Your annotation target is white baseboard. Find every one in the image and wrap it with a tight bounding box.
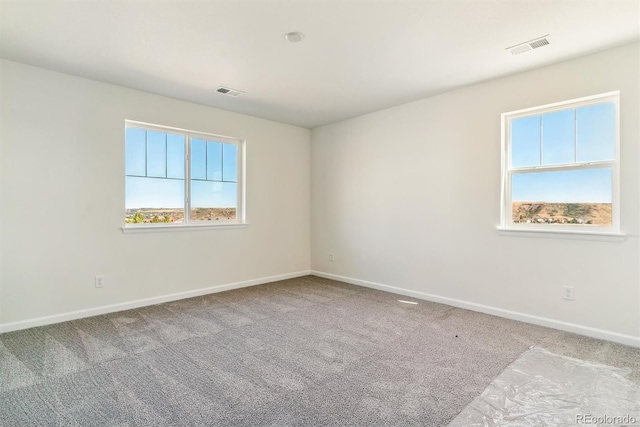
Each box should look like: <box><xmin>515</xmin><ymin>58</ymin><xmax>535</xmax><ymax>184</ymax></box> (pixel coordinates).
<box><xmin>311</xmin><ymin>271</ymin><xmax>640</xmax><ymax>348</ymax></box>
<box><xmin>0</xmin><ymin>270</ymin><xmax>312</xmax><ymax>334</ymax></box>
<box><xmin>4</xmin><ymin>269</ymin><xmax>637</xmax><ymax>348</ymax></box>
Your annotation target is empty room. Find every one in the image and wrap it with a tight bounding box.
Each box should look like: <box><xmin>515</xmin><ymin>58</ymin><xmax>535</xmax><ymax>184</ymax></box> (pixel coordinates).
<box><xmin>0</xmin><ymin>0</ymin><xmax>639</xmax><ymax>425</ymax></box>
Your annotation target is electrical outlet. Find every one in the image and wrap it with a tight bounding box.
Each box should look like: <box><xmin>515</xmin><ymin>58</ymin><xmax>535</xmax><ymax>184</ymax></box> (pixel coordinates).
<box><xmin>563</xmin><ymin>285</ymin><xmax>574</xmax><ymax>301</ymax></box>
<box><xmin>329</xmin><ymin>252</ymin><xmax>335</xmax><ymax>262</ymax></box>
<box><xmin>95</xmin><ymin>275</ymin><xmax>104</xmax><ymax>288</ymax></box>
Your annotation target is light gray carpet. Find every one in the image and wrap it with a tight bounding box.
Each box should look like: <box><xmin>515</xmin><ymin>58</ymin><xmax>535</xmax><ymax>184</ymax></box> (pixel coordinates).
<box><xmin>1</xmin><ymin>275</ymin><xmax>638</xmax><ymax>426</ymax></box>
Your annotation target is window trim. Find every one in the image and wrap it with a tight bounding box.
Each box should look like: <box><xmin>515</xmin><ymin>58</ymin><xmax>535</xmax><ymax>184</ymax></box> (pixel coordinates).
<box><xmin>123</xmin><ymin>120</ymin><xmax>246</xmax><ymax>231</ymax></box>
<box><xmin>499</xmin><ymin>91</ymin><xmax>621</xmax><ymax>235</ymax></box>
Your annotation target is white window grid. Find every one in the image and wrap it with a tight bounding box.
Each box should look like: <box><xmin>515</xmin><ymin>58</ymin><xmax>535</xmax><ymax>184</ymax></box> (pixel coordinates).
<box><xmin>125</xmin><ymin>120</ymin><xmax>245</xmax><ymax>225</ymax></box>
<box><xmin>500</xmin><ymin>91</ymin><xmax>620</xmax><ymax>233</ymax></box>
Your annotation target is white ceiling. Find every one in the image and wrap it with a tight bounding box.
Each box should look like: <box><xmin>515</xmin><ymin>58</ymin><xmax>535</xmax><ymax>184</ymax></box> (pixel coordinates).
<box><xmin>0</xmin><ymin>0</ymin><xmax>638</xmax><ymax>129</ymax></box>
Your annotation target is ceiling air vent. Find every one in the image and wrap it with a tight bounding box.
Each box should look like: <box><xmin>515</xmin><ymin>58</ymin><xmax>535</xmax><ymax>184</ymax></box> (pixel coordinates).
<box><xmin>506</xmin><ymin>35</ymin><xmax>551</xmax><ymax>55</ymax></box>
<box><xmin>216</xmin><ymin>86</ymin><xmax>244</xmax><ymax>97</ymax></box>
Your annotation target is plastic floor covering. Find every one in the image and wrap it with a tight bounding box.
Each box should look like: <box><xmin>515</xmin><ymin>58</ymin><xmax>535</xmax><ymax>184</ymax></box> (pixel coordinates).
<box><xmin>449</xmin><ymin>347</ymin><xmax>640</xmax><ymax>427</ymax></box>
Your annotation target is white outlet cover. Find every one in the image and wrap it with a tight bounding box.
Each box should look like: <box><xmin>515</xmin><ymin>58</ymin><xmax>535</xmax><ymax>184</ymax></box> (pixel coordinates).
<box><xmin>563</xmin><ymin>286</ymin><xmax>574</xmax><ymax>300</ymax></box>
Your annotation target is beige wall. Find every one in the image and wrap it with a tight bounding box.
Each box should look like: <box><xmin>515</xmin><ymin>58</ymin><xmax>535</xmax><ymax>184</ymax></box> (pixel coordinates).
<box><xmin>0</xmin><ymin>59</ymin><xmax>311</xmax><ymax>325</ymax></box>
<box><xmin>311</xmin><ymin>43</ymin><xmax>640</xmax><ymax>344</ymax></box>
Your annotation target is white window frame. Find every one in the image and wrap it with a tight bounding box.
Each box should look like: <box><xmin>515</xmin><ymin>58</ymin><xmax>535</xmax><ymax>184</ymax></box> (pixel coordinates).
<box><xmin>500</xmin><ymin>91</ymin><xmax>621</xmax><ymax>237</ymax></box>
<box><xmin>123</xmin><ymin>120</ymin><xmax>246</xmax><ymax>232</ymax></box>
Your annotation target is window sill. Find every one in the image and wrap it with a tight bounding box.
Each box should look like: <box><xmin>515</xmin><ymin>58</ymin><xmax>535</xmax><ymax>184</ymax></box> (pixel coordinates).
<box><xmin>496</xmin><ymin>227</ymin><xmax>626</xmax><ymax>242</ymax></box>
<box><xmin>122</xmin><ymin>222</ymin><xmax>248</xmax><ymax>233</ymax></box>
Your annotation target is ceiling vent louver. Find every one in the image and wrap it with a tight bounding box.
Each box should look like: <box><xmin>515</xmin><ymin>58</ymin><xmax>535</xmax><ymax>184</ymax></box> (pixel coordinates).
<box><xmin>216</xmin><ymin>86</ymin><xmax>244</xmax><ymax>97</ymax></box>
<box><xmin>506</xmin><ymin>35</ymin><xmax>551</xmax><ymax>55</ymax></box>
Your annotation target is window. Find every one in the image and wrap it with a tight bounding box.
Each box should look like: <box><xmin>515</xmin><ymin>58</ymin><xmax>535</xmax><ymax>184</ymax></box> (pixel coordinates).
<box><xmin>501</xmin><ymin>92</ymin><xmax>619</xmax><ymax>234</ymax></box>
<box><xmin>125</xmin><ymin>121</ymin><xmax>245</xmax><ymax>228</ymax></box>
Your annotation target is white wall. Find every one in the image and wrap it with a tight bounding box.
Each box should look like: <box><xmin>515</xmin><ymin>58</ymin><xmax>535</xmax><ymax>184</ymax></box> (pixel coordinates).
<box><xmin>0</xmin><ymin>59</ymin><xmax>311</xmax><ymax>325</ymax></box>
<box><xmin>2</xmin><ymin>43</ymin><xmax>639</xmax><ymax>345</ymax></box>
<box><xmin>311</xmin><ymin>43</ymin><xmax>640</xmax><ymax>344</ymax></box>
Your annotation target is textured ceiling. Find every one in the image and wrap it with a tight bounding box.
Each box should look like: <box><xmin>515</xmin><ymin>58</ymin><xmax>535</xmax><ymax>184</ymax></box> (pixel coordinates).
<box><xmin>0</xmin><ymin>0</ymin><xmax>638</xmax><ymax>128</ymax></box>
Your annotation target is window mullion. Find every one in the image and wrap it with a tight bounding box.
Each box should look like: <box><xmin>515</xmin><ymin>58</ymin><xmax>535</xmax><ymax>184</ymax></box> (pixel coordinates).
<box><xmin>144</xmin><ymin>130</ymin><xmax>148</xmax><ymax>177</ymax></box>
<box><xmin>539</xmin><ymin>115</ymin><xmax>543</xmax><ymax>166</ymax></box>
<box><xmin>574</xmin><ymin>108</ymin><xmax>578</xmax><ymax>163</ymax></box>
<box><xmin>185</xmin><ymin>135</ymin><xmax>191</xmax><ymax>224</ymax></box>
<box><xmin>510</xmin><ymin>161</ymin><xmax>614</xmax><ymax>175</ymax></box>
<box><xmin>505</xmin><ymin>169</ymin><xmax>513</xmax><ymax>226</ymax></box>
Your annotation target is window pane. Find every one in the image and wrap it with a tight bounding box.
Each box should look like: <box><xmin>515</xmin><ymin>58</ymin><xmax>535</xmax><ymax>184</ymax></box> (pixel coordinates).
<box><xmin>511</xmin><ymin>115</ymin><xmax>540</xmax><ymax>168</ymax></box>
<box><xmin>542</xmin><ymin>109</ymin><xmax>574</xmax><ymax>165</ymax></box>
<box><xmin>191</xmin><ymin>138</ymin><xmax>206</xmax><ymax>180</ymax></box>
<box><xmin>125</xmin><ymin>128</ymin><xmax>146</xmax><ymax>176</ymax></box>
<box><xmin>125</xmin><ymin>176</ymin><xmax>185</xmax><ymax>224</ymax></box>
<box><xmin>206</xmin><ymin>141</ymin><xmax>223</xmax><ymax>181</ymax></box>
<box><xmin>147</xmin><ymin>131</ymin><xmax>166</xmax><ymax>178</ymax></box>
<box><xmin>511</xmin><ymin>168</ymin><xmax>612</xmax><ymax>226</ymax></box>
<box><xmin>167</xmin><ymin>134</ymin><xmax>185</xmax><ymax>179</ymax></box>
<box><xmin>223</xmin><ymin>143</ymin><xmax>238</xmax><ymax>182</ymax></box>
<box><xmin>190</xmin><ymin>180</ymin><xmax>237</xmax><ymax>221</ymax></box>
<box><xmin>577</xmin><ymin>102</ymin><xmax>615</xmax><ymax>162</ymax></box>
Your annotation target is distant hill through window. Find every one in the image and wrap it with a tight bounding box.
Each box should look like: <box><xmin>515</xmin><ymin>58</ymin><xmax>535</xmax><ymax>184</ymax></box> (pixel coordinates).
<box><xmin>125</xmin><ymin>207</ymin><xmax>237</xmax><ymax>224</ymax></box>
<box><xmin>512</xmin><ymin>202</ymin><xmax>611</xmax><ymax>225</ymax></box>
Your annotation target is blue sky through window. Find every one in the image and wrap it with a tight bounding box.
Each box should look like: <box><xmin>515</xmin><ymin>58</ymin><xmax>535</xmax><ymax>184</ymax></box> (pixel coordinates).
<box><xmin>191</xmin><ymin>181</ymin><xmax>237</xmax><ymax>208</ymax></box>
<box><xmin>512</xmin><ymin>169</ymin><xmax>612</xmax><ymax>203</ymax></box>
<box><xmin>577</xmin><ymin>103</ymin><xmax>615</xmax><ymax>162</ymax></box>
<box><xmin>125</xmin><ymin>129</ymin><xmax>238</xmax><ymax>209</ymax></box>
<box><xmin>542</xmin><ymin>109</ymin><xmax>574</xmax><ymax>165</ymax></box>
<box><xmin>125</xmin><ymin>128</ymin><xmax>145</xmax><ymax>176</ymax></box>
<box><xmin>510</xmin><ymin>101</ymin><xmax>615</xmax><ymax>203</ymax></box>
<box><xmin>511</xmin><ymin>115</ymin><xmax>540</xmax><ymax>168</ymax></box>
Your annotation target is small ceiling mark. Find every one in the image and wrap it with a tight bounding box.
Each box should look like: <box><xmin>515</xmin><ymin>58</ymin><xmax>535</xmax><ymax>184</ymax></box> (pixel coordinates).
<box><xmin>284</xmin><ymin>32</ymin><xmax>305</xmax><ymax>43</ymax></box>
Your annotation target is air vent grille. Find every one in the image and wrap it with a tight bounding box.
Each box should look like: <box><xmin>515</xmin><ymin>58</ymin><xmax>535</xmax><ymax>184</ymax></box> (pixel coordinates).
<box><xmin>507</xmin><ymin>35</ymin><xmax>551</xmax><ymax>55</ymax></box>
<box><xmin>529</xmin><ymin>38</ymin><xmax>550</xmax><ymax>49</ymax></box>
<box><xmin>216</xmin><ymin>86</ymin><xmax>244</xmax><ymax>97</ymax></box>
<box><xmin>510</xmin><ymin>44</ymin><xmax>532</xmax><ymax>55</ymax></box>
